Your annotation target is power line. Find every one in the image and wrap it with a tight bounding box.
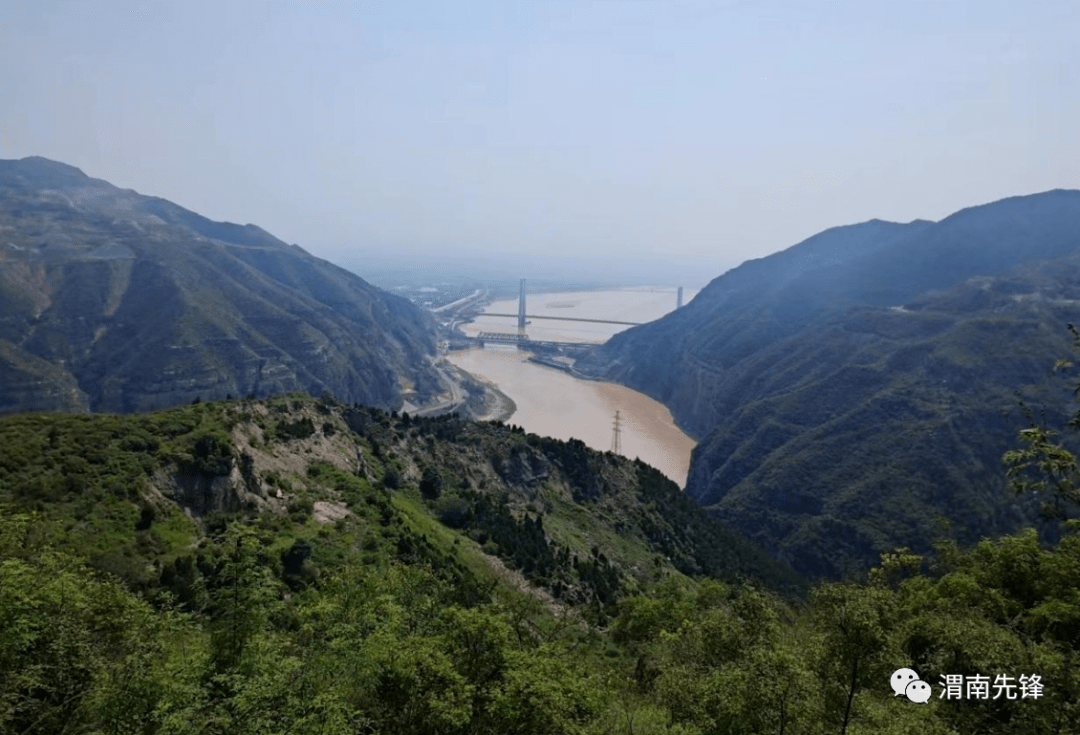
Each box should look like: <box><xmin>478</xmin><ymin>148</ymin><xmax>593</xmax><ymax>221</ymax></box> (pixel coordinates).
<box><xmin>611</xmin><ymin>410</ymin><xmax>622</xmax><ymax>454</ymax></box>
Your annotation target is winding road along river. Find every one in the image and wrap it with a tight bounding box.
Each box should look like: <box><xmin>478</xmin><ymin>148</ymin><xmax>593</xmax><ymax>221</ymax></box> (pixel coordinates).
<box><xmin>446</xmin><ymin>288</ymin><xmax>698</xmax><ymax>487</ymax></box>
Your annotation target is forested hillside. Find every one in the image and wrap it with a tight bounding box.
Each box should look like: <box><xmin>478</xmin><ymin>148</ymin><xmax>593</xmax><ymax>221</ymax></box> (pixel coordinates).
<box><xmin>0</xmin><ymin>156</ymin><xmax>442</xmax><ymax>414</ymax></box>
<box><xmin>576</xmin><ymin>190</ymin><xmax>1080</xmax><ymax>577</ymax></box>
<box><xmin>2</xmin><ymin>392</ymin><xmax>1078</xmax><ymax>733</ymax></box>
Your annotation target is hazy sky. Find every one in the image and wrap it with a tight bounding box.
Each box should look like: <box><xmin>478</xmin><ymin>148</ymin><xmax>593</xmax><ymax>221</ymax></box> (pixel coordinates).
<box><xmin>2</xmin><ymin>0</ymin><xmax>1077</xmax><ymax>284</ymax></box>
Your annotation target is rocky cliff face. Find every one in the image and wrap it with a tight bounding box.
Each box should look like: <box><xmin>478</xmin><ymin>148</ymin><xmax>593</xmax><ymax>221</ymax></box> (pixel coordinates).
<box><xmin>577</xmin><ymin>191</ymin><xmax>1080</xmax><ymax>577</ymax></box>
<box><xmin>0</xmin><ymin>157</ymin><xmax>442</xmax><ymax>414</ymax></box>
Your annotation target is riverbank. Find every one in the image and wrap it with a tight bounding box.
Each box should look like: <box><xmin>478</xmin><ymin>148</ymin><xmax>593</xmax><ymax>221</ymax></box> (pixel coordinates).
<box><xmin>445</xmin><ymin>346</ymin><xmax>695</xmax><ymax>487</ymax></box>
<box><xmin>437</xmin><ymin>287</ymin><xmax>699</xmax><ymax>486</ymax></box>
<box><xmin>440</xmin><ymin>360</ymin><xmax>517</xmax><ymax>423</ymax></box>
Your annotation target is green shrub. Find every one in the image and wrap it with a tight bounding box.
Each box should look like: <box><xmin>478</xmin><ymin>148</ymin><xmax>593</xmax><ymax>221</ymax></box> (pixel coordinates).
<box><xmin>275</xmin><ymin>417</ymin><xmax>315</xmax><ymax>440</ymax></box>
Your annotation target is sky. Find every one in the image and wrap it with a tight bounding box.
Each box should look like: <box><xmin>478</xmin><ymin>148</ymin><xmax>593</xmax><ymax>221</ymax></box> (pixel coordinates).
<box><xmin>1</xmin><ymin>0</ymin><xmax>1077</xmax><ymax>286</ymax></box>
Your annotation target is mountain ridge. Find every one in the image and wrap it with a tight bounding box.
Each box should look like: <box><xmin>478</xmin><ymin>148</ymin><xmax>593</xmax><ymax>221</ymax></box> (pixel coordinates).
<box><xmin>577</xmin><ymin>189</ymin><xmax>1080</xmax><ymax>577</ymax></box>
<box><xmin>0</xmin><ymin>156</ymin><xmax>444</xmax><ymax>414</ymax></box>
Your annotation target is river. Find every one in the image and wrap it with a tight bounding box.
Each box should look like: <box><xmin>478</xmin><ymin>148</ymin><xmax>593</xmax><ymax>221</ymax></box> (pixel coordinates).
<box><xmin>445</xmin><ymin>288</ymin><xmax>698</xmax><ymax>487</ymax></box>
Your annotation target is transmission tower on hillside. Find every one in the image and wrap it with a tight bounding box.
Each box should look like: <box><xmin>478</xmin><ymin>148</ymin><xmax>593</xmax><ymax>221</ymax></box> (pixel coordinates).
<box><xmin>611</xmin><ymin>410</ymin><xmax>622</xmax><ymax>454</ymax></box>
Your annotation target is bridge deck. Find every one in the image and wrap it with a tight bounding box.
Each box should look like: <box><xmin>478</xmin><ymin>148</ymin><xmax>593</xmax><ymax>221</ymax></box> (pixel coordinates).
<box><xmin>475</xmin><ymin>332</ymin><xmax>601</xmax><ymax>348</ymax></box>
<box><xmin>481</xmin><ymin>313</ymin><xmax>642</xmax><ymax>326</ymax></box>
<box><xmin>527</xmin><ymin>340</ymin><xmax>602</xmax><ymax>348</ymax></box>
<box><xmin>477</xmin><ymin>331</ymin><xmax>530</xmax><ymax>342</ymax></box>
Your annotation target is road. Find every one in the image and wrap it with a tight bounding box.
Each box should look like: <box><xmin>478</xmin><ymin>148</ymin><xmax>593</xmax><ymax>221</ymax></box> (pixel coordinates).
<box><xmin>431</xmin><ymin>289</ymin><xmax>484</xmax><ymax>314</ymax></box>
<box><xmin>403</xmin><ymin>361</ymin><xmax>467</xmax><ymax>418</ymax></box>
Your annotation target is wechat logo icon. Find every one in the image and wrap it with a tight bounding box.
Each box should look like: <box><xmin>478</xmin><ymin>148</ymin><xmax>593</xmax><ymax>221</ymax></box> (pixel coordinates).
<box><xmin>891</xmin><ymin>668</ymin><xmax>931</xmax><ymax>704</ymax></box>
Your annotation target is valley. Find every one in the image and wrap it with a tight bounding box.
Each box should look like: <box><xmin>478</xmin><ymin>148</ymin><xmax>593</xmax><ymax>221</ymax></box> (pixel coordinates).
<box><xmin>442</xmin><ymin>287</ymin><xmax>701</xmax><ymax>486</ymax></box>
<box><xmin>3</xmin><ymin>159</ymin><xmax>1079</xmax><ymax>734</ymax></box>
<box><xmin>5</xmin><ymin>156</ymin><xmax>1079</xmax><ymax>583</ymax></box>
<box><xmin>5</xmin><ymin>1</ymin><xmax>1078</xmax><ymax>729</ymax></box>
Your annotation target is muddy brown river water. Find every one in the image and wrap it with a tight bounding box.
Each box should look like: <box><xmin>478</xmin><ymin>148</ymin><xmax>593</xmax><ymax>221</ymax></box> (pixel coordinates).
<box><xmin>446</xmin><ymin>288</ymin><xmax>699</xmax><ymax>487</ymax></box>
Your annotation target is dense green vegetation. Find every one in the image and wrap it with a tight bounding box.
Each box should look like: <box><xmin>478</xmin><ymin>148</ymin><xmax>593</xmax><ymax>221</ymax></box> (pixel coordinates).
<box><xmin>577</xmin><ymin>190</ymin><xmax>1080</xmax><ymax>578</ymax></box>
<box><xmin>3</xmin><ymin>514</ymin><xmax>1077</xmax><ymax>733</ymax></box>
<box><xmin>2</xmin><ymin>384</ymin><xmax>1079</xmax><ymax>733</ymax></box>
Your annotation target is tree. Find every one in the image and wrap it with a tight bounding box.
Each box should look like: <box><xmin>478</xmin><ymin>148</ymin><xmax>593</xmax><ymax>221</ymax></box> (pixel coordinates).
<box><xmin>811</xmin><ymin>583</ymin><xmax>896</xmax><ymax>735</ymax></box>
<box><xmin>420</xmin><ymin>465</ymin><xmax>444</xmax><ymax>500</ymax></box>
<box><xmin>1004</xmin><ymin>323</ymin><xmax>1080</xmax><ymax>521</ymax></box>
<box><xmin>489</xmin><ymin>645</ymin><xmax>602</xmax><ymax>735</ymax></box>
<box><xmin>0</xmin><ymin>512</ymin><xmax>191</xmax><ymax>734</ymax></box>
<box><xmin>207</xmin><ymin>527</ymin><xmax>278</xmax><ymax>673</ymax></box>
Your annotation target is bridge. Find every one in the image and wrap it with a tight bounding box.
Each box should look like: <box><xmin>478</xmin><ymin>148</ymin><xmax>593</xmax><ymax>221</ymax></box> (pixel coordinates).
<box><xmin>445</xmin><ymin>280</ymin><xmax>685</xmax><ymax>336</ymax></box>
<box><xmin>477</xmin><ymin>331</ymin><xmax>530</xmax><ymax>344</ymax></box>
<box><xmin>476</xmin><ymin>332</ymin><xmax>602</xmax><ymax>348</ymax></box>
<box><xmin>482</xmin><ymin>313</ymin><xmax>644</xmax><ymax>326</ymax></box>
<box><xmin>490</xmin><ymin>278</ymin><xmax>683</xmax><ymax>328</ymax></box>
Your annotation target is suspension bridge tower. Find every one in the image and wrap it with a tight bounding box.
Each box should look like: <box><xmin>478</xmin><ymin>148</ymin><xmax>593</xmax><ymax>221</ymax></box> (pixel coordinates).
<box><xmin>517</xmin><ymin>278</ymin><xmax>527</xmax><ymax>329</ymax></box>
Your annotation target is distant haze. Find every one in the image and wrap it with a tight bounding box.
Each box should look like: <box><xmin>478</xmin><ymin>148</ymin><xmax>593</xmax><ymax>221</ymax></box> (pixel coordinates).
<box><xmin>2</xmin><ymin>0</ymin><xmax>1077</xmax><ymax>286</ymax></box>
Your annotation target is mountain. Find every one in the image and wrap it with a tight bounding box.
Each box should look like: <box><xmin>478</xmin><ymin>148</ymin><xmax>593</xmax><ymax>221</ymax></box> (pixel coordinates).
<box><xmin>0</xmin><ymin>156</ymin><xmax>442</xmax><ymax>414</ymax></box>
<box><xmin>576</xmin><ymin>190</ymin><xmax>1080</xmax><ymax>577</ymax></box>
<box><xmin>0</xmin><ymin>393</ymin><xmax>803</xmax><ymax>602</ymax></box>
